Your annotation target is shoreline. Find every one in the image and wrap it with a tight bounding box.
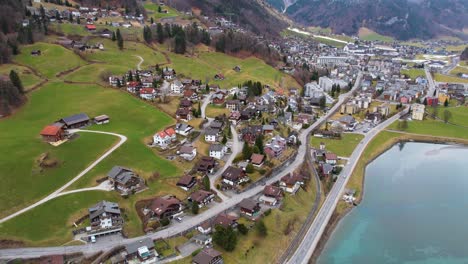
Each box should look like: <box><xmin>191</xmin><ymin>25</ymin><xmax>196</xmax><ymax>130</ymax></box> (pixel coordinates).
<box><xmin>309</xmin><ymin>132</ymin><xmax>468</xmax><ymax>263</ymax></box>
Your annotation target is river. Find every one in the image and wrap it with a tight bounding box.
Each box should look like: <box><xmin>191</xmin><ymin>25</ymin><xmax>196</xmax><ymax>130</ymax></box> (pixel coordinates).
<box><xmin>319</xmin><ymin>142</ymin><xmax>468</xmax><ymax>264</ymax></box>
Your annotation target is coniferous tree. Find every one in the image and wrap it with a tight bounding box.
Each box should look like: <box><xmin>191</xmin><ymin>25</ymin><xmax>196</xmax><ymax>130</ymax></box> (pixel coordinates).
<box><xmin>9</xmin><ymin>70</ymin><xmax>24</xmax><ymax>94</ymax></box>
<box><xmin>156</xmin><ymin>23</ymin><xmax>164</xmax><ymax>43</ymax></box>
<box><xmin>116</xmin><ymin>29</ymin><xmax>123</xmax><ymax>49</ymax></box>
<box><xmin>111</xmin><ymin>31</ymin><xmax>116</xmax><ymax>41</ymax></box>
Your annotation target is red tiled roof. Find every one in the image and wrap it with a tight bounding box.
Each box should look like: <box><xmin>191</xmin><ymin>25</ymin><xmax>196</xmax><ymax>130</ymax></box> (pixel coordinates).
<box><xmin>140</xmin><ymin>88</ymin><xmax>155</xmax><ymax>94</ymax></box>
<box><xmin>250</xmin><ymin>153</ymin><xmax>265</xmax><ymax>165</ymax></box>
<box><xmin>165</xmin><ymin>128</ymin><xmax>176</xmax><ymax>136</ymax></box>
<box><xmin>85</xmin><ymin>24</ymin><xmax>96</xmax><ymax>30</ymax></box>
<box><xmin>40</xmin><ymin>125</ymin><xmax>61</xmax><ymax>136</ymax></box>
<box><xmin>325</xmin><ymin>153</ymin><xmax>337</xmax><ymax>160</ymax></box>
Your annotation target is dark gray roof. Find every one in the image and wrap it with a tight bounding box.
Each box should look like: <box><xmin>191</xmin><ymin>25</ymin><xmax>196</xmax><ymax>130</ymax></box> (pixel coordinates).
<box><xmin>61</xmin><ymin>113</ymin><xmax>90</xmax><ymax>126</ymax></box>
<box><xmin>89</xmin><ymin>200</ymin><xmax>121</xmax><ymax>220</ymax></box>
<box><xmin>239</xmin><ymin>198</ymin><xmax>259</xmax><ymax>211</ymax></box>
<box><xmin>205</xmin><ymin>128</ymin><xmax>220</xmax><ymax>136</ymax></box>
<box><xmin>107</xmin><ymin>166</ymin><xmax>135</xmax><ymax>185</ymax></box>
<box><xmin>209</xmin><ymin>144</ymin><xmax>224</xmax><ymax>152</ymax></box>
<box><xmin>193</xmin><ymin>248</ymin><xmax>222</xmax><ymax>264</ymax></box>
<box><xmin>125</xmin><ymin>238</ymin><xmax>154</xmax><ymax>255</ymax></box>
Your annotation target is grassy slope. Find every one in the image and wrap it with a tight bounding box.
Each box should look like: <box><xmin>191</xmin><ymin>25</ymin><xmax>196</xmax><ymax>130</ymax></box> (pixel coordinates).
<box><xmin>434</xmin><ymin>73</ymin><xmax>468</xmax><ymax>84</ymax></box>
<box><xmin>312</xmin><ymin>37</ymin><xmax>346</xmax><ymax>48</ymax></box>
<box><xmin>358</xmin><ymin>27</ymin><xmax>394</xmax><ymax>42</ymax></box>
<box><xmin>0</xmin><ymin>64</ymin><xmax>44</xmax><ymax>91</ymax></box>
<box><xmin>311</xmin><ymin>133</ymin><xmax>364</xmax><ymax>157</ymax></box>
<box><xmin>14</xmin><ymin>43</ymin><xmax>86</xmax><ymax>78</ymax></box>
<box><xmin>449</xmin><ymin>66</ymin><xmax>468</xmax><ymax>75</ymax></box>
<box><xmin>143</xmin><ymin>1</ymin><xmax>179</xmax><ymax>19</ymax></box>
<box><xmin>400</xmin><ymin>68</ymin><xmax>425</xmax><ymax>79</ymax></box>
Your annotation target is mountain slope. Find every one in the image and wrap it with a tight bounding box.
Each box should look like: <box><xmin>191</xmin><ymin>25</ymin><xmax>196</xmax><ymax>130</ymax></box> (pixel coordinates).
<box><xmin>275</xmin><ymin>0</ymin><xmax>468</xmax><ymax>40</ymax></box>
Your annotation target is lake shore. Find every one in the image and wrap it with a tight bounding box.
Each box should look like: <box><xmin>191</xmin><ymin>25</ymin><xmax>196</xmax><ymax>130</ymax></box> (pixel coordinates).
<box><xmin>310</xmin><ymin>132</ymin><xmax>468</xmax><ymax>263</ymax></box>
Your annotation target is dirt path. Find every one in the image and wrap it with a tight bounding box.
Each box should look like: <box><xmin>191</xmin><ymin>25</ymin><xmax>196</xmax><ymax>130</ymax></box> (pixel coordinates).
<box><xmin>134</xmin><ymin>55</ymin><xmax>144</xmax><ymax>70</ymax></box>
<box><xmin>0</xmin><ymin>130</ymin><xmax>127</xmax><ymax>224</ymax></box>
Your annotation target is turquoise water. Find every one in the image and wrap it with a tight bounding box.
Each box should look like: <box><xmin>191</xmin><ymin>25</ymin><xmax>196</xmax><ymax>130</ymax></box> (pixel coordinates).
<box><xmin>318</xmin><ymin>142</ymin><xmax>468</xmax><ymax>264</ymax></box>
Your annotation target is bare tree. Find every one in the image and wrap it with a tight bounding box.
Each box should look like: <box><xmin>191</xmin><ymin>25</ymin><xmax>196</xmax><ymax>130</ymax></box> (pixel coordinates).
<box><xmin>443</xmin><ymin>110</ymin><xmax>452</xmax><ymax>123</ymax></box>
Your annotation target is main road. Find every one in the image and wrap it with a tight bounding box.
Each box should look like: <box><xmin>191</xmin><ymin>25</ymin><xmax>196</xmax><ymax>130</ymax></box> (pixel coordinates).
<box><xmin>287</xmin><ymin>106</ymin><xmax>408</xmax><ymax>264</ymax></box>
<box><xmin>0</xmin><ymin>73</ymin><xmax>362</xmax><ymax>260</ymax></box>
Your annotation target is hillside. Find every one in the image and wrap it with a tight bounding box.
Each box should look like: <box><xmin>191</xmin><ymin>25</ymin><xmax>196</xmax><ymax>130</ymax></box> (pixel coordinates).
<box><xmin>274</xmin><ymin>0</ymin><xmax>468</xmax><ymax>40</ymax></box>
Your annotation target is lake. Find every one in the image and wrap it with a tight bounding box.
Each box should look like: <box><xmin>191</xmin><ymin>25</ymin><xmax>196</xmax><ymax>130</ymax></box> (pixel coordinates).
<box><xmin>319</xmin><ymin>142</ymin><xmax>468</xmax><ymax>264</ymax></box>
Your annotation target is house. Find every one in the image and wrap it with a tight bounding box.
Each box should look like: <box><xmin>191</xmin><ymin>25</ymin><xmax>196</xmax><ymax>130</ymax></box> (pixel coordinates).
<box><xmin>85</xmin><ymin>24</ymin><xmax>96</xmax><ymax>31</ymax></box>
<box><xmin>240</xmin><ymin>125</ymin><xmax>262</xmax><ymax>144</ymax></box>
<box><xmin>265</xmin><ymin>135</ymin><xmax>287</xmax><ymax>158</ymax></box>
<box><xmin>212</xmin><ymin>213</ymin><xmax>238</xmax><ymax>228</ymax></box>
<box><xmin>192</xmin><ymin>248</ymin><xmax>223</xmax><ymax>264</ymax></box>
<box><xmin>320</xmin><ymin>163</ymin><xmax>334</xmax><ymax>178</ymax></box>
<box><xmin>214</xmin><ymin>73</ymin><xmax>225</xmax><ymax>80</ymax></box>
<box><xmin>153</xmin><ymin>128</ymin><xmax>177</xmax><ymax>148</ymax></box>
<box><xmin>180</xmin><ymin>99</ymin><xmax>193</xmax><ymax>110</ymax></box>
<box><xmin>150</xmin><ymin>196</ymin><xmax>183</xmax><ymax>219</ymax></box>
<box><xmin>40</xmin><ymin>125</ymin><xmax>65</xmax><ymax>142</ymax></box>
<box><xmin>195</xmin><ymin>157</ymin><xmax>216</xmax><ymax>174</ymax></box>
<box><xmin>338</xmin><ymin>115</ymin><xmax>357</xmax><ymax>131</ymax></box>
<box><xmin>176</xmin><ymin>108</ymin><xmax>193</xmax><ymax>121</ymax></box>
<box><xmin>94</xmin><ymin>115</ymin><xmax>110</xmax><ymax>125</ymax></box>
<box><xmin>259</xmin><ymin>185</ymin><xmax>282</xmax><ymax>206</ymax></box>
<box><xmin>229</xmin><ymin>111</ymin><xmax>241</xmax><ymax>125</ymax></box>
<box><xmin>31</xmin><ymin>50</ymin><xmax>41</xmax><ymax>56</ymax></box>
<box><xmin>58</xmin><ymin>113</ymin><xmax>90</xmax><ymax>129</ymax></box>
<box><xmin>324</xmin><ymin>153</ymin><xmax>338</xmax><ymax>165</ymax></box>
<box><xmin>239</xmin><ymin>198</ymin><xmax>261</xmax><ymax>217</ymax></box>
<box><xmin>197</xmin><ymin>221</ymin><xmax>212</xmax><ymax>234</ymax></box>
<box><xmin>426</xmin><ymin>96</ymin><xmax>439</xmax><ymax>106</ymax></box>
<box><xmin>171</xmin><ymin>80</ymin><xmax>184</xmax><ymax>94</ymax></box>
<box><xmin>89</xmin><ymin>201</ymin><xmax>123</xmax><ymax>229</ymax></box>
<box><xmin>287</xmin><ymin>131</ymin><xmax>299</xmax><ymax>145</ymax></box>
<box><xmin>193</xmin><ymin>234</ymin><xmax>212</xmax><ymax>246</ymax></box>
<box><xmin>233</xmin><ymin>65</ymin><xmax>241</xmax><ymax>72</ymax></box>
<box><xmin>178</xmin><ymin>145</ymin><xmax>197</xmax><ymax>161</ymax></box>
<box><xmin>262</xmin><ymin>124</ymin><xmax>274</xmax><ymax>135</ymax></box>
<box><xmin>212</xmin><ymin>92</ymin><xmax>226</xmax><ymax>105</ymax></box>
<box><xmin>209</xmin><ymin>144</ymin><xmax>227</xmax><ymax>160</ymax></box>
<box><xmin>188</xmin><ymin>190</ymin><xmax>215</xmax><ymax>207</ymax></box>
<box><xmin>250</xmin><ymin>153</ymin><xmax>265</xmax><ymax>167</ymax></box>
<box><xmin>176</xmin><ymin>175</ymin><xmax>196</xmax><ymax>191</ymax></box>
<box><xmin>221</xmin><ymin>166</ymin><xmax>249</xmax><ymax>186</ymax></box>
<box><xmin>163</xmin><ymin>68</ymin><xmax>176</xmax><ymax>80</ymax></box>
<box><xmin>107</xmin><ymin>166</ymin><xmax>144</xmax><ymax>194</ymax></box>
<box><xmin>340</xmin><ymin>103</ymin><xmax>359</xmax><ymax>115</ymax></box>
<box><xmin>125</xmin><ymin>238</ymin><xmax>158</xmax><ymax>262</ymax></box>
<box><xmin>210</xmin><ymin>120</ymin><xmax>224</xmax><ymax>130</ymax></box>
<box><xmin>139</xmin><ymin>88</ymin><xmax>157</xmax><ymax>100</ymax></box>
<box><xmin>280</xmin><ymin>173</ymin><xmax>305</xmax><ymax>194</ymax></box>
<box><xmin>205</xmin><ymin>128</ymin><xmax>220</xmax><ymax>142</ymax></box>
<box><xmin>175</xmin><ymin>123</ymin><xmax>193</xmax><ymax>136</ymax></box>
<box><xmin>411</xmin><ymin>103</ymin><xmax>425</xmax><ymax>120</ymax></box>
<box><xmin>226</xmin><ymin>100</ymin><xmax>240</xmax><ymax>111</ymax></box>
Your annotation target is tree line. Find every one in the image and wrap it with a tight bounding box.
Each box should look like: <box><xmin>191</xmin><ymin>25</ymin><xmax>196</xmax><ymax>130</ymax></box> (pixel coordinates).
<box><xmin>0</xmin><ymin>70</ymin><xmax>26</xmax><ymax>116</ymax></box>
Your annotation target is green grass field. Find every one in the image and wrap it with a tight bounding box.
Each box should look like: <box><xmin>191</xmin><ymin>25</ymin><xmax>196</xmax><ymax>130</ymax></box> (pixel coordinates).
<box><xmin>311</xmin><ymin>133</ymin><xmax>364</xmax><ymax>157</ymax></box>
<box><xmin>144</xmin><ymin>2</ymin><xmax>180</xmax><ymax>19</ymax></box>
<box><xmin>400</xmin><ymin>68</ymin><xmax>425</xmax><ymax>79</ymax></box>
<box><xmin>426</xmin><ymin>106</ymin><xmax>468</xmax><ymax>127</ymax></box>
<box><xmin>434</xmin><ymin>73</ymin><xmax>468</xmax><ymax>84</ymax></box>
<box><xmin>449</xmin><ymin>66</ymin><xmax>468</xmax><ymax>76</ymax></box>
<box><xmin>358</xmin><ymin>28</ymin><xmax>394</xmax><ymax>43</ymax></box>
<box><xmin>389</xmin><ymin>118</ymin><xmax>468</xmax><ymax>140</ymax></box>
<box><xmin>64</xmin><ymin>63</ymin><xmax>128</xmax><ymax>84</ymax></box>
<box><xmin>49</xmin><ymin>23</ymin><xmax>92</xmax><ymax>36</ymax></box>
<box><xmin>0</xmin><ymin>64</ymin><xmax>44</xmax><ymax>90</ymax></box>
<box><xmin>167</xmin><ymin>50</ymin><xmax>299</xmax><ymax>90</ymax></box>
<box><xmin>14</xmin><ymin>43</ymin><xmax>86</xmax><ymax>78</ymax></box>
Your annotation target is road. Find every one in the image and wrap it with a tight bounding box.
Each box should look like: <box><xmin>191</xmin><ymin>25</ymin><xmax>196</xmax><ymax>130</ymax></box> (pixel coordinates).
<box><xmin>425</xmin><ymin>67</ymin><xmax>437</xmax><ymax>97</ymax></box>
<box><xmin>0</xmin><ymin>130</ymin><xmax>127</xmax><ymax>225</ymax></box>
<box><xmin>0</xmin><ymin>73</ymin><xmax>362</xmax><ymax>259</ymax></box>
<box><xmin>134</xmin><ymin>55</ymin><xmax>144</xmax><ymax>70</ymax></box>
<box><xmin>287</xmin><ymin>107</ymin><xmax>407</xmax><ymax>264</ymax></box>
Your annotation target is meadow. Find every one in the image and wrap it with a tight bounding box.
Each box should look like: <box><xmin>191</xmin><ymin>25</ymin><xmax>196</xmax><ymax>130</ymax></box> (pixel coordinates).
<box><xmin>0</xmin><ymin>64</ymin><xmax>44</xmax><ymax>90</ymax></box>
<box><xmin>311</xmin><ymin>133</ymin><xmax>364</xmax><ymax>157</ymax></box>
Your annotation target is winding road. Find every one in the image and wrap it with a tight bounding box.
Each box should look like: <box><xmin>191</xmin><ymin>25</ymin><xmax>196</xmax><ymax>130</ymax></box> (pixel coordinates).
<box><xmin>0</xmin><ymin>73</ymin><xmax>361</xmax><ymax>260</ymax></box>
<box><xmin>0</xmin><ymin>130</ymin><xmax>127</xmax><ymax>225</ymax></box>
<box><xmin>134</xmin><ymin>55</ymin><xmax>144</xmax><ymax>71</ymax></box>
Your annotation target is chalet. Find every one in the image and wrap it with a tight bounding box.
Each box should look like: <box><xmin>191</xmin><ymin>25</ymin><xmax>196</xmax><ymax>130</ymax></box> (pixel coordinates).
<box><xmin>197</xmin><ymin>221</ymin><xmax>212</xmax><ymax>234</ymax></box>
<box><xmin>324</xmin><ymin>153</ymin><xmax>338</xmax><ymax>165</ymax></box>
<box><xmin>212</xmin><ymin>92</ymin><xmax>226</xmax><ymax>105</ymax></box>
<box><xmin>209</xmin><ymin>144</ymin><xmax>227</xmax><ymax>160</ymax></box>
<box><xmin>107</xmin><ymin>166</ymin><xmax>144</xmax><ymax>194</ymax></box>
<box><xmin>178</xmin><ymin>145</ymin><xmax>197</xmax><ymax>161</ymax></box>
<box><xmin>139</xmin><ymin>88</ymin><xmax>157</xmax><ymax>100</ymax></box>
<box><xmin>99</xmin><ymin>28</ymin><xmax>113</xmax><ymax>38</ymax></box>
<box><xmin>163</xmin><ymin>68</ymin><xmax>175</xmax><ymax>80</ymax></box>
<box><xmin>40</xmin><ymin>125</ymin><xmax>65</xmax><ymax>142</ymax></box>
<box><xmin>209</xmin><ymin>84</ymin><xmax>220</xmax><ymax>91</ymax></box>
<box><xmin>240</xmin><ymin>108</ymin><xmax>257</xmax><ymax>120</ymax></box>
<box><xmin>226</xmin><ymin>100</ymin><xmax>240</xmax><ymax>111</ymax></box>
<box><xmin>175</xmin><ymin>123</ymin><xmax>193</xmax><ymax>136</ymax></box>
<box><xmin>183</xmin><ymin>89</ymin><xmax>198</xmax><ymax>100</ymax></box>
<box><xmin>126</xmin><ymin>81</ymin><xmax>140</xmax><ymax>93</ymax></box>
<box><xmin>229</xmin><ymin>111</ymin><xmax>241</xmax><ymax>125</ymax></box>
<box><xmin>338</xmin><ymin>115</ymin><xmax>357</xmax><ymax>131</ymax></box>
<box><xmin>297</xmin><ymin>114</ymin><xmax>314</xmax><ymax>125</ymax></box>
<box><xmin>250</xmin><ymin>153</ymin><xmax>265</xmax><ymax>167</ymax></box>
<box><xmin>287</xmin><ymin>131</ymin><xmax>299</xmax><ymax>145</ymax></box>
<box><xmin>125</xmin><ymin>238</ymin><xmax>158</xmax><ymax>263</ymax></box>
<box><xmin>193</xmin><ymin>234</ymin><xmax>212</xmax><ymax>246</ymax></box>
<box><xmin>58</xmin><ymin>113</ymin><xmax>90</xmax><ymax>129</ymax></box>
<box><xmin>192</xmin><ymin>248</ymin><xmax>223</xmax><ymax>264</ymax></box>
<box><xmin>205</xmin><ymin>128</ymin><xmax>220</xmax><ymax>142</ymax></box>
<box><xmin>176</xmin><ymin>175</ymin><xmax>196</xmax><ymax>191</ymax></box>
<box><xmin>153</xmin><ymin>128</ymin><xmax>177</xmax><ymax>148</ymax></box>
<box><xmin>171</xmin><ymin>80</ymin><xmax>184</xmax><ymax>94</ymax></box>
<box><xmin>150</xmin><ymin>196</ymin><xmax>183</xmax><ymax>219</ymax></box>
<box><xmin>195</xmin><ymin>156</ymin><xmax>216</xmax><ymax>174</ymax></box>
<box><xmin>222</xmin><ymin>166</ymin><xmax>249</xmax><ymax>186</ymax></box>
<box><xmin>94</xmin><ymin>115</ymin><xmax>110</xmax><ymax>125</ymax></box>
<box><xmin>259</xmin><ymin>185</ymin><xmax>282</xmax><ymax>205</ymax></box>
<box><xmin>109</xmin><ymin>76</ymin><xmax>122</xmax><ymax>87</ymax></box>
<box><xmin>214</xmin><ymin>73</ymin><xmax>225</xmax><ymax>80</ymax></box>
<box><xmin>240</xmin><ymin>125</ymin><xmax>262</xmax><ymax>144</ymax></box>
<box><xmin>239</xmin><ymin>198</ymin><xmax>261</xmax><ymax>217</ymax></box>
<box><xmin>320</xmin><ymin>163</ymin><xmax>334</xmax><ymax>178</ymax></box>
<box><xmin>89</xmin><ymin>201</ymin><xmax>123</xmax><ymax>229</ymax></box>
<box><xmin>188</xmin><ymin>190</ymin><xmax>215</xmax><ymax>207</ymax></box>
<box><xmin>262</xmin><ymin>124</ymin><xmax>274</xmax><ymax>135</ymax></box>
<box><xmin>180</xmin><ymin>99</ymin><xmax>193</xmax><ymax>109</ymax></box>
<box><xmin>212</xmin><ymin>213</ymin><xmax>238</xmax><ymax>229</ymax></box>
<box><xmin>210</xmin><ymin>120</ymin><xmax>224</xmax><ymax>130</ymax></box>
<box><xmin>176</xmin><ymin>108</ymin><xmax>192</xmax><ymax>121</ymax></box>
<box><xmin>280</xmin><ymin>173</ymin><xmax>305</xmax><ymax>194</ymax></box>
<box><xmin>265</xmin><ymin>135</ymin><xmax>287</xmax><ymax>158</ymax></box>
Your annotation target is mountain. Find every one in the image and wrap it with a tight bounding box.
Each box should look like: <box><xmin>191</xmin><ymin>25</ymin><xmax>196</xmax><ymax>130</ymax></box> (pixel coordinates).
<box><xmin>272</xmin><ymin>0</ymin><xmax>468</xmax><ymax>40</ymax></box>
<box><xmin>170</xmin><ymin>0</ymin><xmax>289</xmax><ymax>37</ymax></box>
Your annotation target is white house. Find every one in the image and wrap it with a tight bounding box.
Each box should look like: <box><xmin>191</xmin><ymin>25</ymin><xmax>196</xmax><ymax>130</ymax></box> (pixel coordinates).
<box><xmin>175</xmin><ymin>123</ymin><xmax>193</xmax><ymax>136</ymax></box>
<box><xmin>209</xmin><ymin>144</ymin><xmax>227</xmax><ymax>160</ymax></box>
<box><xmin>139</xmin><ymin>88</ymin><xmax>157</xmax><ymax>100</ymax></box>
<box><xmin>411</xmin><ymin>103</ymin><xmax>425</xmax><ymax>120</ymax></box>
<box><xmin>318</xmin><ymin>76</ymin><xmax>348</xmax><ymax>92</ymax></box>
<box><xmin>171</xmin><ymin>80</ymin><xmax>184</xmax><ymax>94</ymax></box>
<box><xmin>204</xmin><ymin>128</ymin><xmax>219</xmax><ymax>142</ymax></box>
<box><xmin>178</xmin><ymin>145</ymin><xmax>197</xmax><ymax>161</ymax></box>
<box><xmin>153</xmin><ymin>128</ymin><xmax>177</xmax><ymax>148</ymax></box>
